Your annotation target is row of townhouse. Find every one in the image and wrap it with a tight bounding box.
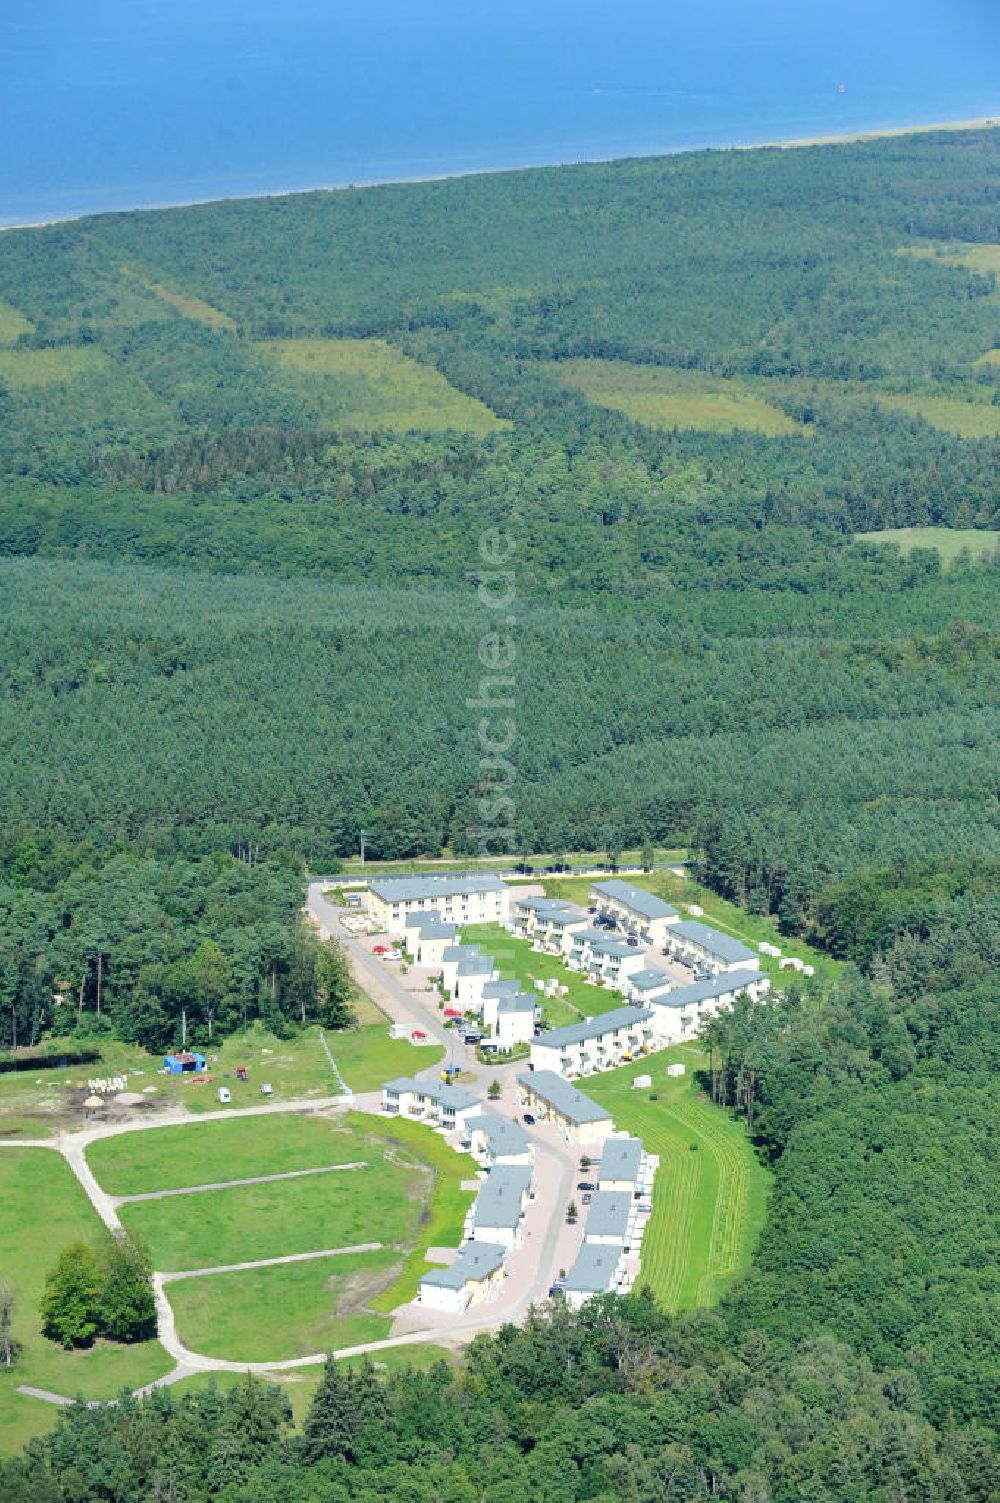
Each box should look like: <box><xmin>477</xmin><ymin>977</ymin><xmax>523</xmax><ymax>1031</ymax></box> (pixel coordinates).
<box><xmin>418</xmin><ymin>1160</ymin><xmax>534</xmax><ymax>1313</ymax></box>
<box><xmin>512</xmin><ymin>896</ymin><xmax>590</xmax><ymax>949</ymax></box>
<box><xmin>589</xmin><ymin>880</ymin><xmax>680</xmax><ymax>947</ymax></box>
<box><xmin>380</xmin><ymin>1076</ymin><xmax>482</xmax><ymax>1134</ymax></box>
<box><xmin>367</xmin><ymin>873</ymin><xmax>510</xmax><ymax>932</ymax></box>
<box><xmin>528</xmin><ymin>1006</ymin><xmax>656</xmax><ymax>1078</ymax></box>
<box><xmin>516</xmin><ymin>1069</ymin><xmax>615</xmax><ymax>1144</ymax></box>
<box><xmin>403</xmin><ymin>911</ymin><xmax>458</xmax><ymax>966</ymax></box>
<box><xmin>627</xmin><ymin>968</ymin><xmax>771</xmax><ymax>1045</ymax></box>
<box><xmin>564</xmin><ymin>1137</ymin><xmax>657</xmax><ymax>1309</ymax></box>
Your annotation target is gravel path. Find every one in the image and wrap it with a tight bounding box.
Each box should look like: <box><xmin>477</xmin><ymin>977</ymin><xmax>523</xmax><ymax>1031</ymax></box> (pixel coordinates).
<box><xmin>115</xmin><ymin>1161</ymin><xmax>367</xmax><ymax>1205</ymax></box>
<box><xmin>158</xmin><ymin>1242</ymin><xmax>383</xmax><ymax>1283</ymax></box>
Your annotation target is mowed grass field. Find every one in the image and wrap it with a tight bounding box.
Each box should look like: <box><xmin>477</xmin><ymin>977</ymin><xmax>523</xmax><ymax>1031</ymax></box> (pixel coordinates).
<box><xmin>142</xmin><ymin>278</ymin><xmax>236</xmax><ymax>331</ymax></box>
<box><xmin>0</xmin><ymin>297</ymin><xmax>33</xmax><ymax>343</ymax></box>
<box><xmin>86</xmin><ymin>1112</ymin><xmax>378</xmax><ymax>1196</ymax></box>
<box><xmin>858</xmin><ymin>526</ymin><xmax>1000</xmax><ymax>564</ymax></box>
<box><xmin>545</xmin><ymin>358</ymin><xmax>807</xmax><ymax>435</ymax></box>
<box><xmin>587</xmin><ymin>1046</ymin><xmax>771</xmax><ymax>1312</ymax></box>
<box><xmin>167</xmin><ymin>1248</ymin><xmax>397</xmax><ymax>1361</ymax></box>
<box><xmin>262</xmin><ymin>337</ymin><xmax>507</xmax><ymax>434</ymax></box>
<box><xmin>458</xmin><ymin>922</ymin><xmax>627</xmax><ymax>1028</ymax></box>
<box><xmin>118</xmin><ymin>1149</ymin><xmax>424</xmax><ymax>1271</ymax></box>
<box><xmin>0</xmin><ymin>1150</ymin><xmax>172</xmax><ymax>1454</ymax></box>
<box><xmin>0</xmin><ymin>345</ymin><xmax>104</xmax><ymax>386</ymax></box>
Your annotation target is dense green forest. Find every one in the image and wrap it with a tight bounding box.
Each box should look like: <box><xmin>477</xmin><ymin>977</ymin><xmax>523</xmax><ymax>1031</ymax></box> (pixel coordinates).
<box><xmin>1</xmin><ymin>127</ymin><xmax>999</xmax><ymax>1497</ymax></box>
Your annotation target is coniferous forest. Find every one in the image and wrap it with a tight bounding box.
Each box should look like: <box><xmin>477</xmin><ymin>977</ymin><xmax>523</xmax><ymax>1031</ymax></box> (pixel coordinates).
<box><xmin>0</xmin><ymin>127</ymin><xmax>999</xmax><ymax>1500</ymax></box>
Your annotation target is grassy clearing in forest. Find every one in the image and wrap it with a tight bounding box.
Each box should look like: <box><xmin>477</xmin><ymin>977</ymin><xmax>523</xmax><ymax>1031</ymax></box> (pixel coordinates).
<box><xmin>545</xmin><ymin>358</ymin><xmax>807</xmax><ymax>435</ymax></box>
<box><xmin>0</xmin><ymin>297</ymin><xmax>33</xmax><ymax>343</ymax></box>
<box><xmin>261</xmin><ymin>337</ymin><xmax>507</xmax><ymax>434</ymax></box>
<box><xmin>858</xmin><ymin>526</ymin><xmax>1000</xmax><ymax>564</ymax></box>
<box><xmin>871</xmin><ymin>389</ymin><xmax>1000</xmax><ymax>438</ymax></box>
<box><xmin>587</xmin><ymin>1046</ymin><xmax>770</xmax><ymax>1312</ymax></box>
<box><xmin>141</xmin><ymin>278</ymin><xmax>237</xmax><ymax>330</ymax></box>
<box><xmin>0</xmin><ymin>1149</ymin><xmax>172</xmax><ymax>1447</ymax></box>
<box><xmin>904</xmin><ymin>241</ymin><xmax>1000</xmax><ymax>277</ymax></box>
<box><xmin>0</xmin><ymin>346</ymin><xmax>103</xmax><ymax>386</ymax></box>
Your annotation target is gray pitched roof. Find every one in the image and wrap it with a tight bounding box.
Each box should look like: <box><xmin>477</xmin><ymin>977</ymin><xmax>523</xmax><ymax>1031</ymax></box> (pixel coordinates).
<box><xmin>406</xmin><ymin>914</ymin><xmax>458</xmax><ymax>936</ymax></box>
<box><xmin>531</xmin><ymin>1005</ymin><xmax>653</xmax><ymax>1053</ymax></box>
<box><xmin>381</xmin><ymin>1077</ymin><xmax>479</xmax><ymax>1112</ymax></box>
<box><xmin>518</xmin><ymin>1070</ymin><xmax>613</xmax><ymax>1126</ymax></box>
<box><xmin>670</xmin><ymin>921</ymin><xmax>756</xmax><ymax>965</ymax></box>
<box><xmin>473</xmin><ymin>1165</ymin><xmax>532</xmax><ymax>1231</ymax></box>
<box><xmin>498</xmin><ymin>992</ymin><xmax>537</xmax><ymax>1015</ymax></box>
<box><xmin>587</xmin><ymin>936</ymin><xmax>636</xmax><ymax>958</ymax></box>
<box><xmin>481</xmin><ymin>979</ymin><xmax>522</xmax><ymax>999</ymax></box>
<box><xmin>652</xmin><ymin>969</ymin><xmax>766</xmax><ymax>1008</ymax></box>
<box><xmin>466</xmin><ymin>1112</ymin><xmax>531</xmax><ymax>1158</ymax></box>
<box><xmin>592</xmin><ymin>880</ymin><xmax>679</xmax><ymax>922</ymax></box>
<box><xmin>443</xmin><ymin>944</ymin><xmax>479</xmax><ymax>963</ymax></box>
<box><xmin>628</xmin><ymin>967</ymin><xmax>674</xmax><ymax>993</ymax></box>
<box><xmin>564</xmin><ymin>1242</ymin><xmax>619</xmax><ymax>1294</ymax></box>
<box><xmin>583</xmin><ymin>1190</ymin><xmax>633</xmax><ymax>1241</ymax></box>
<box><xmin>598</xmin><ymin>1137</ymin><xmax>643</xmax><ymax>1183</ymax></box>
<box><xmin>457</xmin><ymin>955</ymin><xmax>496</xmax><ymax>977</ymax></box>
<box><xmin>371</xmin><ymin>873</ymin><xmax>507</xmax><ymax>903</ymax></box>
<box><xmin>420</xmin><ymin>1242</ymin><xmax>506</xmax><ymax>1290</ymax></box>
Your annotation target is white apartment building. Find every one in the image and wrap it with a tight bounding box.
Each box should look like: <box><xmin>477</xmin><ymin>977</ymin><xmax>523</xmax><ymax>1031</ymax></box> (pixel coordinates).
<box><xmin>418</xmin><ymin>1242</ymin><xmax>506</xmax><ymax>1313</ymax></box>
<box><xmin>403</xmin><ymin>912</ymin><xmax>458</xmax><ymax>966</ymax></box>
<box><xmin>668</xmin><ymin>920</ymin><xmax>757</xmax><ymax>973</ymax></box>
<box><xmin>465</xmin><ymin>1112</ymin><xmax>534</xmax><ymax>1167</ymax></box>
<box><xmin>589</xmin><ymin>880</ymin><xmax>680</xmax><ymax>947</ymax></box>
<box><xmin>469</xmin><ymin>1164</ymin><xmax>533</xmax><ymax>1249</ymax></box>
<box><xmin>367</xmin><ymin>873</ymin><xmax>509</xmax><ymax>932</ymax></box>
<box><xmin>647</xmin><ymin>969</ymin><xmax>769</xmax><ymax>1043</ymax></box>
<box><xmin>528</xmin><ymin>1005</ymin><xmax>655</xmax><ymax>1078</ymax></box>
<box><xmin>517</xmin><ymin>1070</ymin><xmax>615</xmax><ymax>1145</ymax></box>
<box><xmin>380</xmin><ymin>1077</ymin><xmax>481</xmax><ymax>1134</ymax></box>
<box><xmin>482</xmin><ymin>989</ymin><xmax>538</xmax><ymax>1050</ymax></box>
<box><xmin>562</xmin><ymin>1243</ymin><xmax>623</xmax><ymax>1310</ymax></box>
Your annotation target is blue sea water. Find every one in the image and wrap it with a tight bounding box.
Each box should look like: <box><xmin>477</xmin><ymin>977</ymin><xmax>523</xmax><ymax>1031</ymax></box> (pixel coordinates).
<box><xmin>1</xmin><ymin>0</ymin><xmax>999</xmax><ymax>227</ymax></box>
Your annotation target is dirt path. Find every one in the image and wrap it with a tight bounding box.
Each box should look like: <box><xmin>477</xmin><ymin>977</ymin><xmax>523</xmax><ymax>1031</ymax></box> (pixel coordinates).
<box><xmin>115</xmin><ymin>1161</ymin><xmax>367</xmax><ymax>1205</ymax></box>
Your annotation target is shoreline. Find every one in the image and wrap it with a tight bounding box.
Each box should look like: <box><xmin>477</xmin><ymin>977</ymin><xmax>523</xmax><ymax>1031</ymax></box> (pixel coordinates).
<box><xmin>2</xmin><ymin>113</ymin><xmax>998</xmax><ymax>234</ymax></box>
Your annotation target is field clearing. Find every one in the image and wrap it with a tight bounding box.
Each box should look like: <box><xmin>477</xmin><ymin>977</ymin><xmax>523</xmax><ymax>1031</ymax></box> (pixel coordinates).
<box><xmin>87</xmin><ymin>1112</ymin><xmax>374</xmax><ymax>1196</ymax></box>
<box><xmin>167</xmin><ymin>1248</ymin><xmax>397</xmax><ymax>1362</ymax></box>
<box><xmin>0</xmin><ymin>297</ymin><xmax>33</xmax><ymax>343</ymax></box>
<box><xmin>858</xmin><ymin>526</ymin><xmax>1000</xmax><ymax>565</ymax></box>
<box><xmin>119</xmin><ymin>1149</ymin><xmax>426</xmax><ymax>1272</ymax></box>
<box><xmin>0</xmin><ymin>1024</ymin><xmax>433</xmax><ymax>1139</ymax></box>
<box><xmin>545</xmin><ymin>358</ymin><xmax>806</xmax><ymax>435</ymax></box>
<box><xmin>142</xmin><ymin>278</ymin><xmax>236</xmax><ymax>330</ymax></box>
<box><xmin>905</xmin><ymin>241</ymin><xmax>1000</xmax><ymax>277</ymax></box>
<box><xmin>0</xmin><ymin>345</ymin><xmax>104</xmax><ymax>386</ymax></box>
<box><xmin>261</xmin><ymin>337</ymin><xmax>507</xmax><ymax>434</ymax></box>
<box><xmin>458</xmin><ymin>922</ymin><xmax>628</xmax><ymax>1028</ymax></box>
<box><xmin>586</xmin><ymin>1047</ymin><xmax>770</xmax><ymax>1311</ymax></box>
<box><xmin>540</xmin><ymin>872</ymin><xmax>839</xmax><ymax>984</ymax></box>
<box><xmin>336</xmin><ymin>847</ymin><xmax>688</xmax><ymax>879</ymax></box>
<box><xmin>0</xmin><ymin>1148</ymin><xmax>172</xmax><ymax>1448</ymax></box>
<box><xmin>872</xmin><ymin>390</ymin><xmax>1000</xmax><ymax>438</ymax></box>
<box><xmin>973</xmin><ymin>348</ymin><xmax>1000</xmax><ymax>366</ymax></box>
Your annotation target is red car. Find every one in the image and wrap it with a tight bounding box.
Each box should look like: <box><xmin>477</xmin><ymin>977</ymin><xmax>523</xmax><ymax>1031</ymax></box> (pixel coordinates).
<box><xmin>411</xmin><ymin>1030</ymin><xmax>426</xmax><ymax>1041</ymax></box>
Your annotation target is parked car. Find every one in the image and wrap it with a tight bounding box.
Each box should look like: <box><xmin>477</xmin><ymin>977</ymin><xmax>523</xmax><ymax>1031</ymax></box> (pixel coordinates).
<box><xmin>461</xmin><ymin>1031</ymin><xmax>481</xmax><ymax>1045</ymax></box>
<box><xmin>522</xmin><ymin>1112</ymin><xmax>536</xmax><ymax>1125</ymax></box>
<box><xmin>548</xmin><ymin>1284</ymin><xmax>565</xmax><ymax>1298</ymax></box>
<box><xmin>577</xmin><ymin>1180</ymin><xmax>596</xmax><ymax>1191</ymax></box>
<box><xmin>582</xmin><ymin>1192</ymin><xmax>593</xmax><ymax>1205</ymax></box>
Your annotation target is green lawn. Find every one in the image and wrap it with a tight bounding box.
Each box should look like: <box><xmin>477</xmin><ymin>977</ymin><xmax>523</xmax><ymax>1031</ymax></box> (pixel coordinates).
<box><xmin>586</xmin><ymin>1046</ymin><xmax>771</xmax><ymax>1312</ymax></box>
<box><xmin>166</xmin><ymin>1249</ymin><xmax>397</xmax><ymax>1362</ymax></box>
<box><xmin>87</xmin><ymin>1113</ymin><xmax>377</xmax><ymax>1197</ymax></box>
<box><xmin>0</xmin><ymin>1148</ymin><xmax>172</xmax><ymax>1449</ymax></box>
<box><xmin>540</xmin><ymin>873</ymin><xmax>841</xmax><ymax>986</ymax></box>
<box><xmin>119</xmin><ymin>1150</ymin><xmax>426</xmax><ymax>1272</ymax></box>
<box><xmin>458</xmin><ymin>922</ymin><xmax>629</xmax><ymax>1028</ymax></box>
<box><xmin>545</xmin><ymin>359</ymin><xmax>806</xmax><ymax>436</ymax></box>
<box><xmin>857</xmin><ymin>526</ymin><xmax>1000</xmax><ymax>566</ymax></box>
